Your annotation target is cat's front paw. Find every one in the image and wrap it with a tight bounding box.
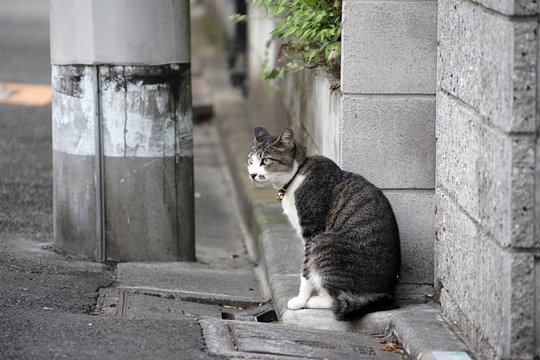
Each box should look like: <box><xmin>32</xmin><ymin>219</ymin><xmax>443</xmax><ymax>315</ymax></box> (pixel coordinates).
<box><xmin>287</xmin><ymin>296</ymin><xmax>308</xmax><ymax>310</ymax></box>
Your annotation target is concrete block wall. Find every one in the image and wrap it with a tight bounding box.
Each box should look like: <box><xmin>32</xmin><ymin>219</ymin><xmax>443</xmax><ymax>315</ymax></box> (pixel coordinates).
<box><xmin>283</xmin><ymin>69</ymin><xmax>342</xmax><ymax>162</ymax></box>
<box><xmin>246</xmin><ymin>1</ymin><xmax>438</xmax><ymax>302</ymax></box>
<box><xmin>436</xmin><ymin>0</ymin><xmax>539</xmax><ymax>358</ymax></box>
<box><xmin>340</xmin><ymin>0</ymin><xmax>438</xmax><ymax>300</ymax></box>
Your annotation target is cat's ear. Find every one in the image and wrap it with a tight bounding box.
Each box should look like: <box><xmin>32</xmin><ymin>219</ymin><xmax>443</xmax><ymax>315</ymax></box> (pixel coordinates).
<box><xmin>278</xmin><ymin>128</ymin><xmax>295</xmax><ymax>150</ymax></box>
<box><xmin>254</xmin><ymin>126</ymin><xmax>270</xmax><ymax>143</ymax></box>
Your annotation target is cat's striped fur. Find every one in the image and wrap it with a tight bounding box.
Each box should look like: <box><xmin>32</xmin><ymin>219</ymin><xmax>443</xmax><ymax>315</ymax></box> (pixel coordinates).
<box><xmin>248</xmin><ymin>126</ymin><xmax>400</xmax><ymax>320</ymax></box>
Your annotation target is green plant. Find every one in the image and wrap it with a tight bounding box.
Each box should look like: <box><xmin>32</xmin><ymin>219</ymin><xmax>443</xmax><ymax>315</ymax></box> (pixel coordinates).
<box><xmin>254</xmin><ymin>0</ymin><xmax>342</xmax><ymax>79</ymax></box>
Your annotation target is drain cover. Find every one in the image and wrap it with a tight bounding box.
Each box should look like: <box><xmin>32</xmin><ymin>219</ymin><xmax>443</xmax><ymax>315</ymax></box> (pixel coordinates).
<box><xmin>201</xmin><ymin>319</ymin><xmax>403</xmax><ymax>359</ymax></box>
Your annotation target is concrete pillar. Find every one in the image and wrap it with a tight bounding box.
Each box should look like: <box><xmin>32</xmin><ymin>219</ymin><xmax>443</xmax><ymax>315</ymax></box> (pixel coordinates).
<box><xmin>50</xmin><ymin>0</ymin><xmax>195</xmax><ymax>261</ymax></box>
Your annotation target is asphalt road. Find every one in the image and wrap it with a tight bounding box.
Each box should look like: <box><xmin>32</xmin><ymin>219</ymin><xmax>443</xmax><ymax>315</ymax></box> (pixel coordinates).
<box><xmin>0</xmin><ymin>0</ymin><xmax>52</xmax><ymax>240</ymax></box>
<box><xmin>0</xmin><ymin>2</ymin><xmax>219</xmax><ymax>358</ymax></box>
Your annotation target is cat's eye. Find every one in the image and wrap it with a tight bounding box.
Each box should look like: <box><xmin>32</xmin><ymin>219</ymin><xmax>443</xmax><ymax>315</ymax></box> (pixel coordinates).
<box><xmin>248</xmin><ymin>158</ymin><xmax>253</xmax><ymax>165</ymax></box>
<box><xmin>261</xmin><ymin>158</ymin><xmax>270</xmax><ymax>165</ymax></box>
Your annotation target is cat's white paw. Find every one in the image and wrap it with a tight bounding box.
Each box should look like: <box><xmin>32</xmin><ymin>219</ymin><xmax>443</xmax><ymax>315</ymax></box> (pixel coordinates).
<box><xmin>287</xmin><ymin>296</ymin><xmax>308</xmax><ymax>310</ymax></box>
<box><xmin>306</xmin><ymin>295</ymin><xmax>334</xmax><ymax>309</ymax></box>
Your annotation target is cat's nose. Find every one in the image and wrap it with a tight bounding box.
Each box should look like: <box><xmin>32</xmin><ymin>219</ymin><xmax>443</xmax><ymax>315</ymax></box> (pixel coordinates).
<box><xmin>250</xmin><ymin>173</ymin><xmax>257</xmax><ymax>180</ymax></box>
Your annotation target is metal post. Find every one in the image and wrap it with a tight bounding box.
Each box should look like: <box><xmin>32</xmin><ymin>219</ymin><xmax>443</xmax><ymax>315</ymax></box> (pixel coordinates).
<box><xmin>50</xmin><ymin>0</ymin><xmax>195</xmax><ymax>261</ymax></box>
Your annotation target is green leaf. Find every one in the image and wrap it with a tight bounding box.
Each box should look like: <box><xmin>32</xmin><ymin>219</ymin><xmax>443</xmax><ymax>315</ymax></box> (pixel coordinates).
<box><xmin>256</xmin><ymin>0</ymin><xmax>342</xmax><ymax>79</ymax></box>
<box><xmin>230</xmin><ymin>13</ymin><xmax>248</xmax><ymax>23</ymax></box>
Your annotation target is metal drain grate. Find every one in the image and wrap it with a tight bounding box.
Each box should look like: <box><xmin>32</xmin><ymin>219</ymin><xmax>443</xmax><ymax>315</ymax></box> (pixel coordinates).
<box><xmin>201</xmin><ymin>319</ymin><xmax>403</xmax><ymax>359</ymax></box>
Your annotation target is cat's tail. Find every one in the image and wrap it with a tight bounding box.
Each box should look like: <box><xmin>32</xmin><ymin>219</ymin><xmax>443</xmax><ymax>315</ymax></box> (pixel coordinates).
<box><xmin>332</xmin><ymin>292</ymin><xmax>395</xmax><ymax>321</ymax></box>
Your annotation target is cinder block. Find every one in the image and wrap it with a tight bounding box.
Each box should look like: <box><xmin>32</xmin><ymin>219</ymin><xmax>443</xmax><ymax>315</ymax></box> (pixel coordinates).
<box><xmin>341</xmin><ymin>0</ymin><xmax>437</xmax><ymax>94</ymax></box>
<box><xmin>469</xmin><ymin>0</ymin><xmax>538</xmax><ymax>16</ymax></box>
<box><xmin>436</xmin><ymin>92</ymin><xmax>535</xmax><ymax>248</ymax></box>
<box><xmin>435</xmin><ymin>190</ymin><xmax>535</xmax><ymax>359</ymax></box>
<box><xmin>383</xmin><ymin>190</ymin><xmax>435</xmax><ymax>287</ymax></box>
<box><xmin>298</xmin><ymin>69</ymin><xmax>342</xmax><ymax>163</ymax></box>
<box><xmin>438</xmin><ymin>0</ymin><xmax>537</xmax><ymax>132</ymax></box>
<box><xmin>341</xmin><ymin>95</ymin><xmax>436</xmax><ymax>189</ymax></box>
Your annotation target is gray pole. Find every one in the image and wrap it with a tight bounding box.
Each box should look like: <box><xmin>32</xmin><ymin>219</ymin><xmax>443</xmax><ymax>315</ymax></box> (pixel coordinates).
<box><xmin>49</xmin><ymin>0</ymin><xmax>195</xmax><ymax>261</ymax></box>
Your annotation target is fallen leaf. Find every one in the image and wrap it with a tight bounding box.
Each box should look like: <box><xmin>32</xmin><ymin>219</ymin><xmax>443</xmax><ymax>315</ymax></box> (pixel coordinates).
<box><xmin>88</xmin><ymin>306</ymin><xmax>104</xmax><ymax>316</ymax></box>
<box><xmin>380</xmin><ymin>338</ymin><xmax>405</xmax><ymax>354</ymax></box>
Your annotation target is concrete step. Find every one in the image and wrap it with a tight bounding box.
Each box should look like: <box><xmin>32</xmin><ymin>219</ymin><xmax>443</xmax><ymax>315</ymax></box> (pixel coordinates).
<box><xmin>116</xmin><ymin>261</ymin><xmax>267</xmax><ymax>306</ymax></box>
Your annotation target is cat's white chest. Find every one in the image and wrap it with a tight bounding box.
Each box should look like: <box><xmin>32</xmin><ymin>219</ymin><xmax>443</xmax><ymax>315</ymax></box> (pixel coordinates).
<box><xmin>281</xmin><ymin>174</ymin><xmax>306</xmax><ymax>238</ymax></box>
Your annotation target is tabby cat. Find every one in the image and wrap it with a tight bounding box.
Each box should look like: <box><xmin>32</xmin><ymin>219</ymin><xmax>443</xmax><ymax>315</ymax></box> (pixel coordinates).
<box><xmin>247</xmin><ymin>126</ymin><xmax>400</xmax><ymax>320</ymax></box>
